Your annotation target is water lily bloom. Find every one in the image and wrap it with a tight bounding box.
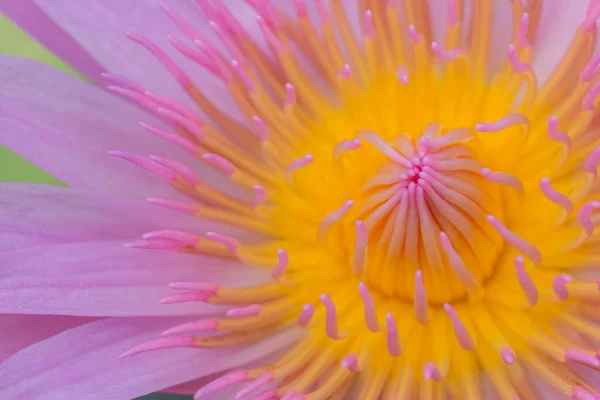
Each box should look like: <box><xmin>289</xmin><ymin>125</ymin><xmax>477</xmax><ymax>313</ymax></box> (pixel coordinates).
<box><xmin>2</xmin><ymin>0</ymin><xmax>600</xmax><ymax>399</ymax></box>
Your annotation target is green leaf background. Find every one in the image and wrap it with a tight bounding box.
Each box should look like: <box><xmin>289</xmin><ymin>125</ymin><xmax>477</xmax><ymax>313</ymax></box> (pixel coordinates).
<box><xmin>0</xmin><ymin>15</ymin><xmax>192</xmax><ymax>400</ymax></box>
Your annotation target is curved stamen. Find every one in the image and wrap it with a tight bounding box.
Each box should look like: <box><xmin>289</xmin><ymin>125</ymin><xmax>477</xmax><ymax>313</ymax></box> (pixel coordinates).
<box><xmin>385</xmin><ymin>312</ymin><xmax>402</xmax><ymax>356</ymax></box>
<box><xmin>583</xmin><ymin>82</ymin><xmax>600</xmax><ymax>110</ymax></box>
<box><xmin>160</xmin><ymin>292</ymin><xmax>211</xmax><ymax>304</ymax></box>
<box><xmin>227</xmin><ymin>304</ymin><xmax>261</xmax><ymax>317</ymax></box>
<box><xmin>321</xmin><ymin>294</ymin><xmax>343</xmax><ymax>340</ymax></box>
<box><xmin>414</xmin><ymin>270</ymin><xmax>429</xmax><ymax>324</ymax></box>
<box><xmin>514</xmin><ymin>256</ymin><xmax>538</xmax><ymax>307</ymax></box>
<box><xmin>333</xmin><ymin>139</ymin><xmax>362</xmax><ymax>162</ymax></box>
<box><xmin>423</xmin><ymin>362</ymin><xmax>442</xmax><ymax>381</ymax></box>
<box><xmin>444</xmin><ymin>304</ymin><xmax>475</xmax><ymax>350</ymax></box>
<box><xmin>284</xmin><ymin>83</ymin><xmax>297</xmax><ymax>107</ymax></box>
<box><xmin>431</xmin><ymin>42</ymin><xmax>466</xmax><ymax>62</ymax></box>
<box><xmin>553</xmin><ymin>274</ymin><xmax>573</xmax><ymax>301</ymax></box>
<box><xmin>357</xmin><ymin>130</ymin><xmax>413</xmax><ymax>168</ymax></box>
<box><xmin>363</xmin><ymin>10</ymin><xmax>376</xmax><ymax>40</ymax></box>
<box><xmin>565</xmin><ymin>349</ymin><xmax>600</xmax><ymax>368</ymax></box>
<box><xmin>516</xmin><ymin>13</ymin><xmax>530</xmax><ymax>48</ymax></box>
<box><xmin>475</xmin><ymin>114</ymin><xmax>528</xmax><ymax>133</ymax></box>
<box><xmin>236</xmin><ymin>372</ymin><xmax>274</xmax><ymax>399</ymax></box>
<box><xmin>358</xmin><ymin>282</ymin><xmax>380</xmax><ymax>332</ymax></box>
<box><xmin>577</xmin><ymin>201</ymin><xmax>600</xmax><ymax>238</ymax></box>
<box><xmin>508</xmin><ymin>44</ymin><xmax>532</xmax><ymax>74</ymax></box>
<box><xmin>140</xmin><ymin>122</ymin><xmax>202</xmax><ymax>154</ymax></box>
<box><xmin>408</xmin><ymin>25</ymin><xmax>423</xmax><ymax>45</ymax></box>
<box><xmin>540</xmin><ymin>178</ymin><xmax>573</xmax><ymax>214</ymax></box>
<box><xmin>142</xmin><ymin>229</ymin><xmax>200</xmax><ymax>246</ymax></box>
<box><xmin>119</xmin><ymin>336</ymin><xmax>197</xmax><ymax>359</ymax></box>
<box><xmin>109</xmin><ymin>151</ymin><xmax>176</xmax><ymax>182</ymax></box>
<box><xmin>205</xmin><ymin>232</ymin><xmax>240</xmax><ymax>253</ymax></box>
<box><xmin>339</xmin><ymin>64</ymin><xmax>352</xmax><ymax>80</ymax></box>
<box><xmin>396</xmin><ymin>66</ymin><xmax>409</xmax><ymax>85</ymax></box>
<box><xmin>501</xmin><ymin>347</ymin><xmax>516</xmax><ymax>365</ymax></box>
<box><xmin>203</xmin><ymin>153</ymin><xmax>237</xmax><ymax>176</ymax></box>
<box><xmin>194</xmin><ymin>371</ymin><xmax>250</xmax><ymax>399</ymax></box>
<box><xmin>440</xmin><ymin>232</ymin><xmax>483</xmax><ymax>297</ymax></box>
<box><xmin>272</xmin><ymin>249</ymin><xmax>289</xmax><ymax>281</ymax></box>
<box><xmin>353</xmin><ymin>220</ymin><xmax>368</xmax><ymax>275</ymax></box>
<box><xmin>162</xmin><ymin>319</ymin><xmax>218</xmax><ymax>336</ymax></box>
<box><xmin>547</xmin><ymin>116</ymin><xmax>572</xmax><ymax>146</ymax></box>
<box><xmin>341</xmin><ymin>354</ymin><xmax>359</xmax><ymax>372</ymax></box>
<box><xmin>487</xmin><ymin>215</ymin><xmax>541</xmax><ymax>264</ymax></box>
<box><xmin>318</xmin><ymin>200</ymin><xmax>354</xmax><ymax>240</ymax></box>
<box><xmin>252</xmin><ymin>116</ymin><xmax>270</xmax><ymax>142</ymax></box>
<box><xmin>253</xmin><ymin>184</ymin><xmax>267</xmax><ymax>210</ymax></box>
<box><xmin>297</xmin><ymin>304</ymin><xmax>315</xmax><ymax>328</ymax></box>
<box><xmin>285</xmin><ymin>154</ymin><xmax>314</xmax><ymax>185</ymax></box>
<box><xmin>584</xmin><ymin>147</ymin><xmax>600</xmax><ymax>177</ymax></box>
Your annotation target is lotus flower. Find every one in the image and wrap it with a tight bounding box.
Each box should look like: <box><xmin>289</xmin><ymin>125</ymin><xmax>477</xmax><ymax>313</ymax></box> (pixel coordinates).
<box><xmin>1</xmin><ymin>1</ymin><xmax>600</xmax><ymax>399</ymax></box>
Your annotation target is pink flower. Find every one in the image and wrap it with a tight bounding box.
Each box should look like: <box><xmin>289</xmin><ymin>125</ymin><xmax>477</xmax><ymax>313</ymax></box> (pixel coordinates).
<box><xmin>1</xmin><ymin>1</ymin><xmax>600</xmax><ymax>399</ymax></box>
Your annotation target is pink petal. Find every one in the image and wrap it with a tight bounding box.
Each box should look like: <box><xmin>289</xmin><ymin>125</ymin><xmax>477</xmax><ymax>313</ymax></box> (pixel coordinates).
<box><xmin>0</xmin><ymin>314</ymin><xmax>97</xmax><ymax>362</ymax></box>
<box><xmin>1</xmin><ymin>317</ymin><xmax>301</xmax><ymax>399</ymax></box>
<box><xmin>0</xmin><ymin>183</ymin><xmax>244</xmax><ymax>253</ymax></box>
<box><xmin>0</xmin><ymin>56</ymin><xmax>237</xmax><ymax>200</ymax></box>
<box><xmin>0</xmin><ymin>241</ymin><xmax>269</xmax><ymax>316</ymax></box>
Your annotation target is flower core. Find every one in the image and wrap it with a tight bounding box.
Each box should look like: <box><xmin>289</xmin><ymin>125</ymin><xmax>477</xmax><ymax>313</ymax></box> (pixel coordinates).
<box><xmin>114</xmin><ymin>1</ymin><xmax>600</xmax><ymax>399</ymax></box>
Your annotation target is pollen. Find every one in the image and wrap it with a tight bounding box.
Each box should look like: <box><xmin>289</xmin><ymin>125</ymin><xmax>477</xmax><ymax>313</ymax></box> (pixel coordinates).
<box><xmin>114</xmin><ymin>1</ymin><xmax>600</xmax><ymax>399</ymax></box>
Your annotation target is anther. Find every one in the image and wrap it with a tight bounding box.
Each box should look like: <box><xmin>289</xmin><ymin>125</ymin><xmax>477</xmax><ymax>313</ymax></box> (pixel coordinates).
<box><xmin>339</xmin><ymin>64</ymin><xmax>352</xmax><ymax>80</ymax></box>
<box><xmin>108</xmin><ymin>151</ymin><xmax>175</xmax><ymax>182</ymax></box>
<box><xmin>284</xmin><ymin>83</ymin><xmax>297</xmax><ymax>107</ymax></box>
<box><xmin>148</xmin><ymin>155</ymin><xmax>201</xmax><ymax>186</ymax></box>
<box><xmin>298</xmin><ymin>304</ymin><xmax>315</xmax><ymax>327</ymax></box>
<box><xmin>475</xmin><ymin>114</ymin><xmax>529</xmax><ymax>133</ymax></box>
<box><xmin>447</xmin><ymin>0</ymin><xmax>458</xmax><ymax>26</ymax></box>
<box><xmin>256</xmin><ymin>15</ymin><xmax>283</xmax><ymax>52</ymax></box>
<box><xmin>231</xmin><ymin>60</ymin><xmax>256</xmax><ymax>92</ymax></box>
<box><xmin>341</xmin><ymin>354</ymin><xmax>359</xmax><ymax>372</ymax></box>
<box><xmin>119</xmin><ymin>336</ymin><xmax>197</xmax><ymax>358</ymax></box>
<box><xmin>363</xmin><ymin>10</ymin><xmax>376</xmax><ymax>40</ymax></box>
<box><xmin>236</xmin><ymin>372</ymin><xmax>275</xmax><ymax>399</ymax></box>
<box><xmin>577</xmin><ymin>201</ymin><xmax>600</xmax><ymax>238</ymax></box>
<box><xmin>318</xmin><ymin>200</ymin><xmax>354</xmax><ymax>240</ymax></box>
<box><xmin>272</xmin><ymin>249</ymin><xmax>289</xmax><ymax>281</ymax></box>
<box><xmin>205</xmin><ymin>232</ymin><xmax>240</xmax><ymax>253</ymax></box>
<box><xmin>253</xmin><ymin>185</ymin><xmax>267</xmax><ymax>210</ymax></box>
<box><xmin>396</xmin><ymin>66</ymin><xmax>409</xmax><ymax>85</ymax></box>
<box><xmin>353</xmin><ymin>221</ymin><xmax>368</xmax><ymax>275</ymax></box>
<box><xmin>583</xmin><ymin>82</ymin><xmax>600</xmax><ymax>110</ymax></box>
<box><xmin>481</xmin><ymin>168</ymin><xmax>524</xmax><ymax>192</ymax></box>
<box><xmin>321</xmin><ymin>294</ymin><xmax>343</xmax><ymax>340</ymax></box>
<box><xmin>161</xmin><ymin>319</ymin><xmax>219</xmax><ymax>336</ymax></box>
<box><xmin>385</xmin><ymin>312</ymin><xmax>402</xmax><ymax>356</ymax></box>
<box><xmin>358</xmin><ymin>282</ymin><xmax>380</xmax><ymax>332</ymax></box>
<box><xmin>285</xmin><ymin>154</ymin><xmax>314</xmax><ymax>185</ymax></box>
<box><xmin>210</xmin><ymin>21</ymin><xmax>246</xmax><ymax>66</ymax></box>
<box><xmin>140</xmin><ymin>122</ymin><xmax>202</xmax><ymax>154</ymax></box>
<box><xmin>547</xmin><ymin>116</ymin><xmax>572</xmax><ymax>147</ymax></box>
<box><xmin>333</xmin><ymin>139</ymin><xmax>361</xmax><ymax>162</ymax></box>
<box><xmin>160</xmin><ymin>292</ymin><xmax>211</xmax><ymax>304</ymax></box>
<box><xmin>431</xmin><ymin>42</ymin><xmax>465</xmax><ymax>62</ymax></box>
<box><xmin>508</xmin><ymin>44</ymin><xmax>532</xmax><ymax>74</ymax></box>
<box><xmin>565</xmin><ymin>349</ymin><xmax>600</xmax><ymax>368</ymax></box>
<box><xmin>423</xmin><ymin>362</ymin><xmax>442</xmax><ymax>381</ymax></box>
<box><xmin>203</xmin><ymin>153</ymin><xmax>237</xmax><ymax>176</ymax></box>
<box><xmin>553</xmin><ymin>274</ymin><xmax>573</xmax><ymax>301</ymax></box>
<box><xmin>514</xmin><ymin>256</ymin><xmax>538</xmax><ymax>307</ymax></box>
<box><xmin>414</xmin><ymin>270</ymin><xmax>429</xmax><ymax>324</ymax></box>
<box><xmin>444</xmin><ymin>303</ymin><xmax>475</xmax><ymax>350</ymax></box>
<box><xmin>517</xmin><ymin>13</ymin><xmax>530</xmax><ymax>48</ymax></box>
<box><xmin>156</xmin><ymin>108</ymin><xmax>204</xmax><ymax>140</ymax></box>
<box><xmin>420</xmin><ymin>128</ymin><xmax>473</xmax><ymax>149</ymax></box>
<box><xmin>252</xmin><ymin>116</ymin><xmax>270</xmax><ymax>142</ymax></box>
<box><xmin>582</xmin><ymin>53</ymin><xmax>600</xmax><ymax>83</ymax></box>
<box><xmin>540</xmin><ymin>178</ymin><xmax>572</xmax><ymax>214</ymax></box>
<box><xmin>501</xmin><ymin>347</ymin><xmax>516</xmax><ymax>365</ymax></box>
<box><xmin>142</xmin><ymin>229</ymin><xmax>200</xmax><ymax>246</ymax></box>
<box><xmin>194</xmin><ymin>371</ymin><xmax>250</xmax><ymax>399</ymax></box>
<box><xmin>408</xmin><ymin>25</ymin><xmax>423</xmax><ymax>45</ymax></box>
<box><xmin>227</xmin><ymin>304</ymin><xmax>261</xmax><ymax>317</ymax></box>
<box><xmin>487</xmin><ymin>215</ymin><xmax>541</xmax><ymax>264</ymax></box>
<box><xmin>357</xmin><ymin>130</ymin><xmax>413</xmax><ymax>168</ymax></box>
<box><xmin>440</xmin><ymin>232</ymin><xmax>483</xmax><ymax>297</ymax></box>
<box><xmin>584</xmin><ymin>147</ymin><xmax>600</xmax><ymax>177</ymax></box>
<box><xmin>147</xmin><ymin>198</ymin><xmax>198</xmax><ymax>214</ymax></box>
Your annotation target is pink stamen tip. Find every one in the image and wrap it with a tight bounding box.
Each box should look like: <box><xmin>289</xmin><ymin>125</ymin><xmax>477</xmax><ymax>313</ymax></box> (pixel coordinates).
<box><xmin>408</xmin><ymin>25</ymin><xmax>423</xmax><ymax>45</ymax></box>
<box><xmin>236</xmin><ymin>372</ymin><xmax>275</xmax><ymax>399</ymax></box>
<box><xmin>149</xmin><ymin>155</ymin><xmax>201</xmax><ymax>186</ymax></box>
<box><xmin>339</xmin><ymin>64</ymin><xmax>352</xmax><ymax>80</ymax></box>
<box><xmin>577</xmin><ymin>201</ymin><xmax>600</xmax><ymax>238</ymax></box>
<box><xmin>293</xmin><ymin>0</ymin><xmax>308</xmax><ymax>17</ymax></box>
<box><xmin>481</xmin><ymin>168</ymin><xmax>524</xmax><ymax>192</ymax></box>
<box><xmin>333</xmin><ymin>139</ymin><xmax>362</xmax><ymax>162</ymax></box>
<box><xmin>272</xmin><ymin>248</ymin><xmax>289</xmax><ymax>281</ymax></box>
<box><xmin>168</xmin><ymin>282</ymin><xmax>219</xmax><ymax>293</ymax></box>
<box><xmin>566</xmin><ymin>349</ymin><xmax>600</xmax><ymax>368</ymax></box>
<box><xmin>168</xmin><ymin>35</ymin><xmax>221</xmax><ymax>79</ymax></box>
<box><xmin>572</xmin><ymin>386</ymin><xmax>596</xmax><ymax>400</ymax></box>
<box><xmin>320</xmin><ymin>294</ymin><xmax>342</xmax><ymax>340</ymax></box>
<box><xmin>547</xmin><ymin>116</ymin><xmax>572</xmax><ymax>147</ymax></box>
<box><xmin>414</xmin><ymin>270</ymin><xmax>429</xmax><ymax>324</ymax></box>
<box><xmin>357</xmin><ymin>130</ymin><xmax>413</xmax><ymax>168</ymax></box>
<box><xmin>353</xmin><ymin>220</ymin><xmax>368</xmax><ymax>275</ymax></box>
<box><xmin>540</xmin><ymin>178</ymin><xmax>573</xmax><ymax>214</ymax></box>
<box><xmin>584</xmin><ymin>147</ymin><xmax>600</xmax><ymax>177</ymax></box>
<box><xmin>508</xmin><ymin>44</ymin><xmax>531</xmax><ymax>74</ymax></box>
<box><xmin>256</xmin><ymin>15</ymin><xmax>283</xmax><ymax>52</ymax></box>
<box><xmin>385</xmin><ymin>312</ymin><xmax>402</xmax><ymax>356</ymax></box>
<box><xmin>358</xmin><ymin>282</ymin><xmax>380</xmax><ymax>332</ymax></box>
<box><xmin>420</xmin><ymin>128</ymin><xmax>473</xmax><ymax>149</ymax></box>
<box><xmin>517</xmin><ymin>13</ymin><xmax>530</xmax><ymax>48</ymax></box>
<box><xmin>252</xmin><ymin>116</ymin><xmax>270</xmax><ymax>142</ymax></box>
<box><xmin>285</xmin><ymin>154</ymin><xmax>314</xmax><ymax>183</ymax></box>
<box><xmin>253</xmin><ymin>184</ymin><xmax>267</xmax><ymax>210</ymax></box>
<box><xmin>297</xmin><ymin>304</ymin><xmax>315</xmax><ymax>327</ymax></box>
<box><xmin>209</xmin><ymin>21</ymin><xmax>246</xmax><ymax>66</ymax></box>
<box><xmin>212</xmin><ymin>0</ymin><xmax>247</xmax><ymax>37</ymax></box>
<box><xmin>203</xmin><ymin>153</ymin><xmax>237</xmax><ymax>176</ymax></box>
<box><xmin>143</xmin><ymin>229</ymin><xmax>200</xmax><ymax>246</ymax></box>
<box><xmin>423</xmin><ymin>362</ymin><xmax>442</xmax><ymax>381</ymax></box>
<box><xmin>447</xmin><ymin>0</ymin><xmax>458</xmax><ymax>26</ymax></box>
<box><xmin>124</xmin><ymin>239</ymin><xmax>185</xmax><ymax>251</ymax></box>
<box><xmin>107</xmin><ymin>86</ymin><xmax>158</xmax><ymax>113</ymax></box>
<box><xmin>194</xmin><ymin>371</ymin><xmax>250</xmax><ymax>399</ymax></box>
<box><xmin>431</xmin><ymin>41</ymin><xmax>465</xmax><ymax>62</ymax></box>
<box><xmin>440</xmin><ymin>232</ymin><xmax>480</xmax><ymax>292</ymax></box>
<box><xmin>501</xmin><ymin>347</ymin><xmax>517</xmax><ymax>365</ymax></box>
<box><xmin>231</xmin><ymin>60</ymin><xmax>257</xmax><ymax>92</ymax></box>
<box><xmin>108</xmin><ymin>151</ymin><xmax>176</xmax><ymax>182</ymax></box>
<box><xmin>553</xmin><ymin>274</ymin><xmax>573</xmax><ymax>301</ymax></box>
<box><xmin>582</xmin><ymin>53</ymin><xmax>600</xmax><ymax>82</ymax></box>
<box><xmin>487</xmin><ymin>215</ymin><xmax>541</xmax><ymax>264</ymax></box>
<box><xmin>147</xmin><ymin>198</ymin><xmax>199</xmax><ymax>214</ymax></box>
<box><xmin>119</xmin><ymin>336</ymin><xmax>196</xmax><ymax>359</ymax></box>
<box><xmin>318</xmin><ymin>200</ymin><xmax>354</xmax><ymax>240</ymax></box>
<box><xmin>160</xmin><ymin>291</ymin><xmax>212</xmax><ymax>304</ymax></box>
<box><xmin>341</xmin><ymin>354</ymin><xmax>360</xmax><ymax>372</ymax></box>
<box><xmin>140</xmin><ymin>122</ymin><xmax>202</xmax><ymax>154</ymax></box>
<box><xmin>284</xmin><ymin>83</ymin><xmax>297</xmax><ymax>106</ymax></box>
<box><xmin>444</xmin><ymin>303</ymin><xmax>475</xmax><ymax>350</ymax></box>
<box><xmin>162</xmin><ymin>319</ymin><xmax>218</xmax><ymax>336</ymax></box>
<box><xmin>583</xmin><ymin>82</ymin><xmax>600</xmax><ymax>110</ymax></box>
<box><xmin>514</xmin><ymin>256</ymin><xmax>538</xmax><ymax>307</ymax></box>
<box><xmin>144</xmin><ymin>90</ymin><xmax>202</xmax><ymax>125</ymax></box>
<box><xmin>475</xmin><ymin>114</ymin><xmax>528</xmax><ymax>133</ymax></box>
<box><xmin>205</xmin><ymin>232</ymin><xmax>240</xmax><ymax>253</ymax></box>
<box><xmin>227</xmin><ymin>304</ymin><xmax>261</xmax><ymax>317</ymax></box>
<box><xmin>396</xmin><ymin>66</ymin><xmax>409</xmax><ymax>85</ymax></box>
<box><xmin>194</xmin><ymin>39</ymin><xmax>233</xmax><ymax>83</ymax></box>
<box><xmin>363</xmin><ymin>10</ymin><xmax>376</xmax><ymax>40</ymax></box>
<box><xmin>582</xmin><ymin>3</ymin><xmax>600</xmax><ymax>32</ymax></box>
<box><xmin>157</xmin><ymin>107</ymin><xmax>204</xmax><ymax>140</ymax></box>
<box><xmin>101</xmin><ymin>72</ymin><xmax>146</xmax><ymax>92</ymax></box>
